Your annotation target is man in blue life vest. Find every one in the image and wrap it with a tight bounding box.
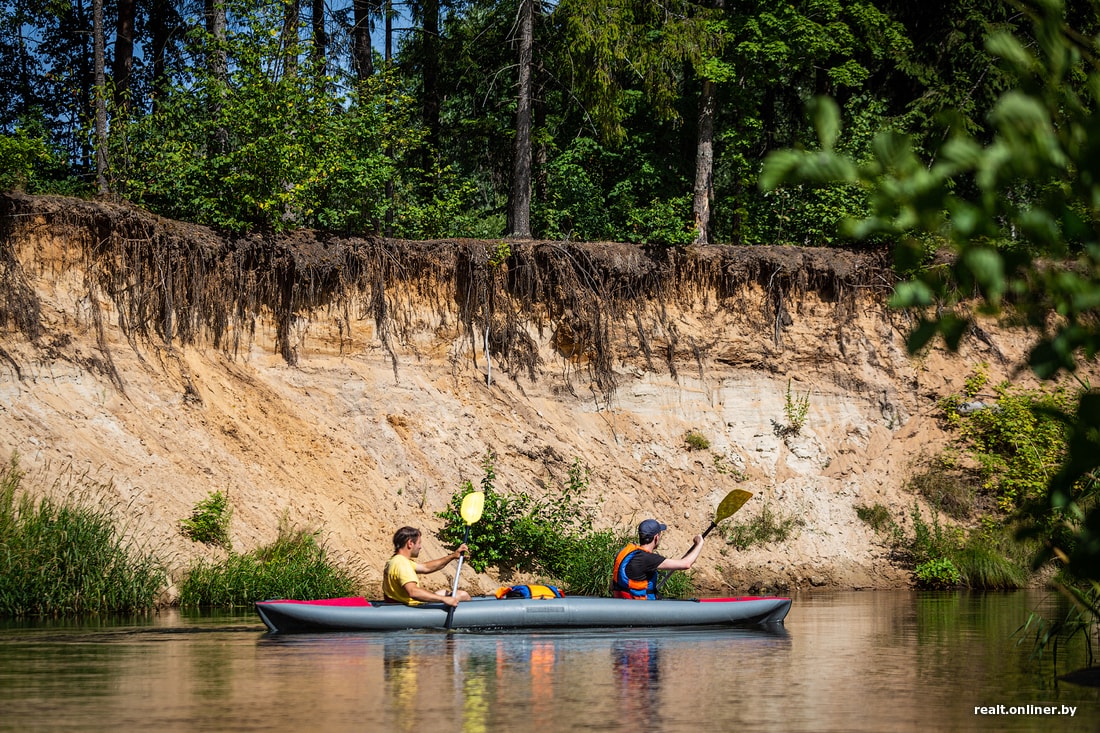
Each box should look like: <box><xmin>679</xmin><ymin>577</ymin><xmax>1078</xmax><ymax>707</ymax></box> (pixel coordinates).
<box><xmin>383</xmin><ymin>526</ymin><xmax>471</xmax><ymax>607</ymax></box>
<box><xmin>611</xmin><ymin>519</ymin><xmax>704</xmax><ymax>599</ymax></box>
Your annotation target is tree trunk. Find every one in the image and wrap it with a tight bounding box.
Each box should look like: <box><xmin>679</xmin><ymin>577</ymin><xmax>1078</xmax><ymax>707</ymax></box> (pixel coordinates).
<box><xmin>508</xmin><ymin>0</ymin><xmax>534</xmax><ymax>239</ymax></box>
<box><xmin>149</xmin><ymin>0</ymin><xmax>168</xmax><ymax>113</ymax></box>
<box><xmin>692</xmin><ymin>76</ymin><xmax>716</xmax><ymax>244</ymax></box>
<box><xmin>351</xmin><ymin>0</ymin><xmax>374</xmax><ymax>82</ymax></box>
<box><xmin>422</xmin><ymin>0</ymin><xmax>440</xmax><ymax>161</ymax></box>
<box><xmin>311</xmin><ymin>0</ymin><xmax>327</xmax><ymax>74</ymax></box>
<box><xmin>93</xmin><ymin>0</ymin><xmax>108</xmax><ymax>194</ymax></box>
<box><xmin>112</xmin><ymin>0</ymin><xmax>135</xmax><ymax>112</ymax></box>
<box><xmin>205</xmin><ymin>0</ymin><xmax>228</xmax><ymax>155</ymax></box>
<box><xmin>384</xmin><ymin>0</ymin><xmax>394</xmax><ymax>236</ymax></box>
<box><xmin>283</xmin><ymin>0</ymin><xmax>299</xmax><ymax>78</ymax></box>
<box><xmin>692</xmin><ymin>0</ymin><xmax>723</xmax><ymax>245</ymax></box>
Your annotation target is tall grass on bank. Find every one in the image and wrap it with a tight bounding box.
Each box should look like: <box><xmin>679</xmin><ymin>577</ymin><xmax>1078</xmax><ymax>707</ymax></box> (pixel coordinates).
<box><xmin>179</xmin><ymin>523</ymin><xmax>358</xmax><ymax>607</ymax></box>
<box><xmin>0</xmin><ymin>456</ymin><xmax>167</xmax><ymax>617</ymax></box>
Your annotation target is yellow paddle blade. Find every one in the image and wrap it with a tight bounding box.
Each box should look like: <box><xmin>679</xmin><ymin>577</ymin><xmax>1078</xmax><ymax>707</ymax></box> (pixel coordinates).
<box><xmin>460</xmin><ymin>490</ymin><xmax>485</xmax><ymax>525</ymax></box>
<box><xmin>715</xmin><ymin>489</ymin><xmax>752</xmax><ymax>523</ymax></box>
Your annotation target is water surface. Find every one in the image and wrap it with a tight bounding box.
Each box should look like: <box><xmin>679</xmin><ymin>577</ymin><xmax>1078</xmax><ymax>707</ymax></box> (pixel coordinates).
<box><xmin>1</xmin><ymin>590</ymin><xmax>1096</xmax><ymax>732</ymax></box>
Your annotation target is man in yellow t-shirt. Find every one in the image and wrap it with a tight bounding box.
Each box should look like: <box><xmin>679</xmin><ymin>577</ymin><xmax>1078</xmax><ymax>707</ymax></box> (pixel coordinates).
<box><xmin>382</xmin><ymin>526</ymin><xmax>471</xmax><ymax>607</ymax></box>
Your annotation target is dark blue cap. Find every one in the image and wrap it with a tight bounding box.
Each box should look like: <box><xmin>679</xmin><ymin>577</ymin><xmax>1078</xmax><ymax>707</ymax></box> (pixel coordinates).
<box><xmin>638</xmin><ymin>519</ymin><xmax>667</xmax><ymax>541</ymax></box>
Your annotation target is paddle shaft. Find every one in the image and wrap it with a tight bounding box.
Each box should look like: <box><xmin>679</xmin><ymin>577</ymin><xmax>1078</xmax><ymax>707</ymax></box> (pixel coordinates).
<box><xmin>444</xmin><ymin>525</ymin><xmax>469</xmax><ymax>629</ymax></box>
<box><xmin>654</xmin><ymin>490</ymin><xmax>752</xmax><ymax>594</ymax></box>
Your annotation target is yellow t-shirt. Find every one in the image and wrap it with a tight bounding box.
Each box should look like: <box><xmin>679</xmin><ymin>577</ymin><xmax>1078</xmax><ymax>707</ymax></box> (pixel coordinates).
<box><xmin>383</xmin><ymin>554</ymin><xmax>422</xmax><ymax>605</ymax></box>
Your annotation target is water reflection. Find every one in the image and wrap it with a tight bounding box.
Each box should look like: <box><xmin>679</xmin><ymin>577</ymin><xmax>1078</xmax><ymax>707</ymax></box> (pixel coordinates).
<box><xmin>1</xmin><ymin>592</ymin><xmax>1096</xmax><ymax>732</ymax></box>
<box><xmin>613</xmin><ymin>639</ymin><xmax>660</xmax><ymax>721</ymax></box>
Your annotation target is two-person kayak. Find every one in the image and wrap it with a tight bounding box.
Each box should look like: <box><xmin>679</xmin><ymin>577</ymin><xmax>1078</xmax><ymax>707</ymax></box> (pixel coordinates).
<box><xmin>254</xmin><ymin>594</ymin><xmax>792</xmax><ymax>633</ymax></box>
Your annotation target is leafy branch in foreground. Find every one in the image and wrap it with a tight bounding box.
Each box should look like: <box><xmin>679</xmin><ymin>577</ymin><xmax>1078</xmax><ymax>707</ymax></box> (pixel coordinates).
<box><xmin>762</xmin><ymin>0</ymin><xmax>1100</xmax><ymax>589</ymax></box>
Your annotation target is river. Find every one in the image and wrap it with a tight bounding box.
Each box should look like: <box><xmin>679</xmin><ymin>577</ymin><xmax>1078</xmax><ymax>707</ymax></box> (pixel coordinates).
<box><xmin>1</xmin><ymin>590</ymin><xmax>1096</xmax><ymax>732</ymax></box>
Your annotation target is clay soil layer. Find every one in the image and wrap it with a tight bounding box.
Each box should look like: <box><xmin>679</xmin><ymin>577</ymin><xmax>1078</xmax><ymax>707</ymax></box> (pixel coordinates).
<box><xmin>0</xmin><ymin>193</ymin><xmax>1073</xmax><ymax>599</ymax></box>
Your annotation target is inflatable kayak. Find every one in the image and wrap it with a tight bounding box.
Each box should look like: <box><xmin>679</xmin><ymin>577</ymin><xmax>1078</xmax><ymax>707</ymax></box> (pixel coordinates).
<box><xmin>254</xmin><ymin>595</ymin><xmax>792</xmax><ymax>633</ymax></box>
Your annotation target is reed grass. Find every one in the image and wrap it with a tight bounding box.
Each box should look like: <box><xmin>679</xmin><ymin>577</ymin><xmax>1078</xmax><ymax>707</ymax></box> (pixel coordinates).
<box><xmin>178</xmin><ymin>524</ymin><xmax>358</xmax><ymax>607</ymax></box>
<box><xmin>0</xmin><ymin>455</ymin><xmax>167</xmax><ymax>617</ymax></box>
<box><xmin>953</xmin><ymin>545</ymin><xmax>1028</xmax><ymax>590</ymax></box>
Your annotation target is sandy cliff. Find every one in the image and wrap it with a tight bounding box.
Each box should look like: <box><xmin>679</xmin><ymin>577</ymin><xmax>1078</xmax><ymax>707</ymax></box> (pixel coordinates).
<box><xmin>0</xmin><ymin>193</ymin><xmax>1059</xmax><ymax>598</ymax></box>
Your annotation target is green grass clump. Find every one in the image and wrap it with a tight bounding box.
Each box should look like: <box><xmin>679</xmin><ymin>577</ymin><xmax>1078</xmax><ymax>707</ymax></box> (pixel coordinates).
<box><xmin>684</xmin><ymin>430</ymin><xmax>710</xmax><ymax>451</ymax></box>
<box><xmin>0</xmin><ymin>455</ymin><xmax>167</xmax><ymax>617</ymax></box>
<box><xmin>856</xmin><ymin>503</ymin><xmax>896</xmax><ymax>534</ymax></box>
<box><xmin>907</xmin><ymin>459</ymin><xmax>977</xmax><ymax>520</ymax></box>
<box><xmin>178</xmin><ymin>523</ymin><xmax>358</xmax><ymax>607</ymax></box>
<box><xmin>722</xmin><ymin>503</ymin><xmax>804</xmax><ymax>551</ymax></box>
<box><xmin>953</xmin><ymin>545</ymin><xmax>1028</xmax><ymax>589</ymax></box>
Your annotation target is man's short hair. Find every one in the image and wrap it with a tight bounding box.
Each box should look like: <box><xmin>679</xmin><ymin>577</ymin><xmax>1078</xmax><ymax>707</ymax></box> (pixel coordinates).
<box><xmin>393</xmin><ymin>526</ymin><xmax>421</xmax><ymax>553</ymax></box>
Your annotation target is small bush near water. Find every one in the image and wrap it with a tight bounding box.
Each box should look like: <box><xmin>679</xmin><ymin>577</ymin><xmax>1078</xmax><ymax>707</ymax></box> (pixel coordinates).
<box><xmin>0</xmin><ymin>456</ymin><xmax>167</xmax><ymax>617</ymax></box>
<box><xmin>858</xmin><ymin>500</ymin><xmax>1028</xmax><ymax>590</ymax></box>
<box><xmin>179</xmin><ymin>522</ymin><xmax>358</xmax><ymax>607</ymax></box>
<box><xmin>438</xmin><ymin>452</ymin><xmax>696</xmax><ymax>598</ymax></box>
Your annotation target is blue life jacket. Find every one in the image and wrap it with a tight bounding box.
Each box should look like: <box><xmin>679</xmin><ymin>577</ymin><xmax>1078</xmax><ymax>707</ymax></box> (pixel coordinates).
<box><xmin>494</xmin><ymin>584</ymin><xmax>564</xmax><ymax>599</ymax></box>
<box><xmin>611</xmin><ymin>544</ymin><xmax>656</xmax><ymax>599</ymax></box>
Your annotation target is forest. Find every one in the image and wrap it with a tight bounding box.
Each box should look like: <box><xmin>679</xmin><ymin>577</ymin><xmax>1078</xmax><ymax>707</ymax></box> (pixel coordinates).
<box><xmin>3</xmin><ymin>0</ymin><xmax>1096</xmax><ymax>246</ymax></box>
<box><xmin>2</xmin><ymin>0</ymin><xmax>1100</xmax><ymax>621</ymax></box>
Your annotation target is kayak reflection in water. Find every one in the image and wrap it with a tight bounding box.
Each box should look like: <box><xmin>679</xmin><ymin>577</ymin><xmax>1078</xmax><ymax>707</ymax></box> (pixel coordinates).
<box><xmin>382</xmin><ymin>526</ymin><xmax>471</xmax><ymax>608</ymax></box>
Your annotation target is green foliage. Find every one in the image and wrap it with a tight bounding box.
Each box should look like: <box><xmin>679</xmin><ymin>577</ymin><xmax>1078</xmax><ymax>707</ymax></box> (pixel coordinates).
<box><xmin>784</xmin><ymin>380</ymin><xmax>810</xmax><ymax>434</ymax></box>
<box><xmin>772</xmin><ymin>380</ymin><xmax>810</xmax><ymax>437</ymax></box>
<box><xmin>179</xmin><ymin>490</ymin><xmax>233</xmax><ymax>550</ymax></box>
<box><xmin>534</xmin><ymin>135</ymin><xmax>694</xmax><ymax>246</ymax></box>
<box><xmin>914</xmin><ymin>558</ymin><xmax>962</xmax><ymax>589</ymax></box>
<box><xmin>684</xmin><ymin>430</ymin><xmax>710</xmax><ymax>451</ymax></box>
<box><xmin>1015</xmin><ymin>581</ymin><xmax>1100</xmax><ymax>673</ymax></box>
<box><xmin>178</xmin><ymin>520</ymin><xmax>357</xmax><ymax>607</ymax></box>
<box><xmin>111</xmin><ymin>14</ymin><xmax>403</xmax><ymax>233</ymax></box>
<box><xmin>0</xmin><ymin>455</ymin><xmax>167</xmax><ymax>617</ymax></box>
<box><xmin>909</xmin><ymin>502</ymin><xmax>961</xmax><ymax>567</ymax></box>
<box><xmin>435</xmin><ymin>453</ymin><xmax>685</xmax><ymax>596</ymax></box>
<box><xmin>712</xmin><ymin>452</ymin><xmax>749</xmax><ymax>481</ymax></box>
<box><xmin>907</xmin><ymin>457</ymin><xmax>978</xmax><ymax>520</ymax></box>
<box><xmin>856</xmin><ymin>503</ymin><xmax>898</xmax><ymax>535</ymax></box>
<box><xmin>762</xmin><ymin>1</ymin><xmax>1100</xmax><ymax>590</ymax></box>
<box><xmin>721</xmin><ymin>502</ymin><xmax>804</xmax><ymax>551</ymax></box>
<box><xmin>487</xmin><ymin>240</ymin><xmax>511</xmax><ymax>269</ymax></box>
<box><xmin>437</xmin><ymin>451</ymin><xmax>523</xmax><ymax>573</ymax></box>
<box><xmin>0</xmin><ymin>117</ymin><xmax>85</xmax><ymax>196</ymax></box>
<box><xmin>0</xmin><ymin>129</ymin><xmax>50</xmax><ymax>192</ymax></box>
<box><xmin>940</xmin><ymin>375</ymin><xmax>1076</xmax><ymax>511</ymax></box>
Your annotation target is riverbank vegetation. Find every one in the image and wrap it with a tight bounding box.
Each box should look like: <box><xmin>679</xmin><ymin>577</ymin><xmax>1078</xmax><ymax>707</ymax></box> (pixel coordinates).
<box><xmin>765</xmin><ymin>0</ymin><xmax>1100</xmax><ymax>676</ymax></box>
<box><xmin>436</xmin><ymin>451</ymin><xmax>654</xmax><ymax>598</ymax></box>
<box><xmin>0</xmin><ymin>457</ymin><xmax>359</xmax><ymax>616</ymax></box>
<box><xmin>0</xmin><ymin>455</ymin><xmax>166</xmax><ymax>616</ymax></box>
<box><xmin>178</xmin><ymin>520</ymin><xmax>360</xmax><ymax>607</ymax></box>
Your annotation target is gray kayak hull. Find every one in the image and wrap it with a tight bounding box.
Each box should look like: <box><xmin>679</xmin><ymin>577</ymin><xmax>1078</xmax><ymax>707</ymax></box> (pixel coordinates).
<box><xmin>254</xmin><ymin>595</ymin><xmax>792</xmax><ymax>633</ymax></box>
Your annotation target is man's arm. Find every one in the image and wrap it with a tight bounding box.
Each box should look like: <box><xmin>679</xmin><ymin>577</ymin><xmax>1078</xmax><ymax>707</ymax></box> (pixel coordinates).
<box><xmin>402</xmin><ymin>581</ymin><xmax>460</xmax><ymax>607</ymax></box>
<box><xmin>414</xmin><ymin>543</ymin><xmax>468</xmax><ymax>574</ymax></box>
<box><xmin>656</xmin><ymin>535</ymin><xmax>704</xmax><ymax>571</ymax></box>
